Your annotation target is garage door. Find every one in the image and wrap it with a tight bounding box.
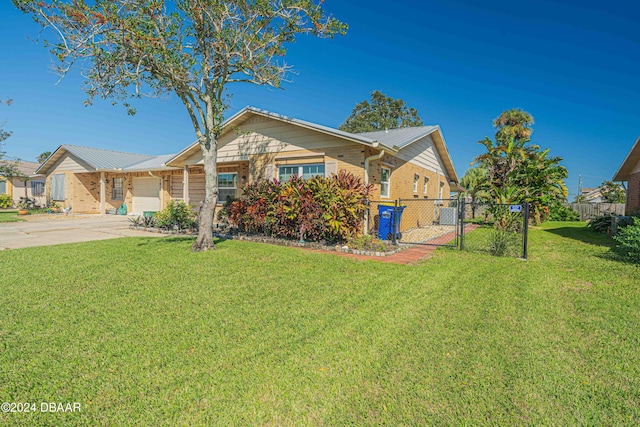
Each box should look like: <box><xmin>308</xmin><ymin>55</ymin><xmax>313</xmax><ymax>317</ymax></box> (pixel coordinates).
<box><xmin>132</xmin><ymin>177</ymin><xmax>161</xmax><ymax>214</ymax></box>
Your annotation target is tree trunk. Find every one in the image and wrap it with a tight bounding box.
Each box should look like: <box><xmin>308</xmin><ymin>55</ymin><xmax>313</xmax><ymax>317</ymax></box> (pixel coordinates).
<box><xmin>192</xmin><ymin>145</ymin><xmax>218</xmax><ymax>251</ymax></box>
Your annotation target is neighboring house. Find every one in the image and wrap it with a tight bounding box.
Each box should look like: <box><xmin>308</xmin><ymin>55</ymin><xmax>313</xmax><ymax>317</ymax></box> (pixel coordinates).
<box><xmin>36</xmin><ymin>106</ymin><xmax>460</xmax><ymax>216</ymax></box>
<box><xmin>613</xmin><ymin>135</ymin><xmax>640</xmax><ymax>215</ymax></box>
<box><xmin>579</xmin><ymin>187</ymin><xmax>604</xmax><ymax>203</ymax></box>
<box><xmin>0</xmin><ymin>160</ymin><xmax>46</xmax><ymax>207</ymax></box>
<box><xmin>36</xmin><ymin>145</ymin><xmax>180</xmax><ymax>215</ymax></box>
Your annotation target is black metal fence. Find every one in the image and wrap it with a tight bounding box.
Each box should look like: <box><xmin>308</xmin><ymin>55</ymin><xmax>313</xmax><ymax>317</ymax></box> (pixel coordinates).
<box><xmin>367</xmin><ymin>198</ymin><xmax>530</xmax><ymax>259</ymax></box>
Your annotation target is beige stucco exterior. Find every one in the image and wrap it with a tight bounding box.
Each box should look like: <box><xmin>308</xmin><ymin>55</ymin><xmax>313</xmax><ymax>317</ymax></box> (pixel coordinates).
<box><xmin>168</xmin><ymin>112</ymin><xmax>455</xmax><ymax>203</ymax></box>
<box><xmin>38</xmin><ymin>108</ymin><xmax>459</xmax><ymax>219</ymax></box>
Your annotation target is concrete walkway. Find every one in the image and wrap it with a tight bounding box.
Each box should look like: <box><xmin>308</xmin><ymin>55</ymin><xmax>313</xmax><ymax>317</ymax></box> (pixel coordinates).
<box><xmin>0</xmin><ymin>214</ymin><xmax>166</xmax><ymax>250</ymax></box>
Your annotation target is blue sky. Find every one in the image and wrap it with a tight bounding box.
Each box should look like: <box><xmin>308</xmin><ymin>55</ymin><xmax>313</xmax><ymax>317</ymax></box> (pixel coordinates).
<box><xmin>1</xmin><ymin>0</ymin><xmax>639</xmax><ymax>199</ymax></box>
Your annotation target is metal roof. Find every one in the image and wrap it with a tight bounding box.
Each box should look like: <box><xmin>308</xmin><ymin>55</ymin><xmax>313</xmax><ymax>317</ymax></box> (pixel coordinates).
<box><xmin>124</xmin><ymin>153</ymin><xmax>178</xmax><ymax>171</ymax></box>
<box><xmin>0</xmin><ymin>160</ymin><xmax>43</xmax><ymax>177</ymax></box>
<box><xmin>36</xmin><ymin>144</ymin><xmax>177</xmax><ymax>174</ymax></box>
<box><xmin>357</xmin><ymin>126</ymin><xmax>440</xmax><ymax>149</ymax></box>
<box><xmin>63</xmin><ymin>145</ymin><xmax>155</xmax><ymax>170</ymax></box>
<box><xmin>165</xmin><ymin>106</ymin><xmax>459</xmax><ymax>183</ymax></box>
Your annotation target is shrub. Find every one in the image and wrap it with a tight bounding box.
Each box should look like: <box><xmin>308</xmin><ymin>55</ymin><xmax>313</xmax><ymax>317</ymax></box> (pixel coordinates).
<box><xmin>587</xmin><ymin>214</ymin><xmax>614</xmax><ymax>234</ymax></box>
<box><xmin>614</xmin><ymin>217</ymin><xmax>640</xmax><ymax>263</ymax></box>
<box><xmin>223</xmin><ymin>171</ymin><xmax>372</xmax><ymax>243</ymax></box>
<box><xmin>547</xmin><ymin>202</ymin><xmax>580</xmax><ymax>221</ymax></box>
<box><xmin>489</xmin><ymin>229</ymin><xmax>521</xmax><ymax>257</ymax></box>
<box><xmin>348</xmin><ymin>234</ymin><xmax>388</xmax><ymax>252</ymax></box>
<box><xmin>154</xmin><ymin>200</ymin><xmax>198</xmax><ymax>230</ymax></box>
<box><xmin>0</xmin><ymin>193</ymin><xmax>12</xmax><ymax>209</ymax></box>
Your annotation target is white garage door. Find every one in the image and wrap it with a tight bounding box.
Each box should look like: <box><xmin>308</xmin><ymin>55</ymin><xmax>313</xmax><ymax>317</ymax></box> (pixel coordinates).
<box><xmin>132</xmin><ymin>177</ymin><xmax>161</xmax><ymax>214</ymax></box>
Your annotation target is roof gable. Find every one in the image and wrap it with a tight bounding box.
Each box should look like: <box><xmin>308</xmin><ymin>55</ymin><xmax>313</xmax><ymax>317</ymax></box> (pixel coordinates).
<box><xmin>165</xmin><ymin>107</ymin><xmax>459</xmax><ymax>182</ymax></box>
<box><xmin>36</xmin><ymin>145</ymin><xmax>174</xmax><ymax>175</ymax></box>
<box><xmin>614</xmin><ymin>135</ymin><xmax>640</xmax><ymax>181</ymax></box>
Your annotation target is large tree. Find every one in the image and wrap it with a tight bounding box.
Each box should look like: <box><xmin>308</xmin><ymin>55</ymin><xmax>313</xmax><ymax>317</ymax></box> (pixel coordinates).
<box><xmin>474</xmin><ymin>109</ymin><xmax>568</xmax><ymax>224</ymax></box>
<box><xmin>339</xmin><ymin>90</ymin><xmax>424</xmax><ymax>133</ymax></box>
<box><xmin>0</xmin><ymin>98</ymin><xmax>20</xmax><ymax>180</ymax></box>
<box><xmin>13</xmin><ymin>0</ymin><xmax>346</xmax><ymax>251</ymax></box>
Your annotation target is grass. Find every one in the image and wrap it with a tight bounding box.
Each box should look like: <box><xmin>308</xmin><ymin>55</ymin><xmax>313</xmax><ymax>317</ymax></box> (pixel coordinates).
<box><xmin>0</xmin><ymin>210</ymin><xmax>24</xmax><ymax>223</ymax></box>
<box><xmin>0</xmin><ymin>221</ymin><xmax>639</xmax><ymax>425</ymax></box>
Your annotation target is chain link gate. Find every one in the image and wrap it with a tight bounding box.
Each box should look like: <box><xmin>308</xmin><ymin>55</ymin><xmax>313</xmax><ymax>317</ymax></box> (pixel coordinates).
<box><xmin>459</xmin><ymin>200</ymin><xmax>529</xmax><ymax>259</ymax></box>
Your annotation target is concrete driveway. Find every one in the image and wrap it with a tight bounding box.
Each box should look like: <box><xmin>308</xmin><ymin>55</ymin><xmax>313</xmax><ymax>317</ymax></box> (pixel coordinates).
<box><xmin>0</xmin><ymin>214</ymin><xmax>168</xmax><ymax>250</ymax></box>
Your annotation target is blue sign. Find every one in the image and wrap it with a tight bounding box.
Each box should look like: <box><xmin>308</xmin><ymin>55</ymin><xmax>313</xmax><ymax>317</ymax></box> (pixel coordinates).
<box><xmin>509</xmin><ymin>205</ymin><xmax>522</xmax><ymax>213</ymax></box>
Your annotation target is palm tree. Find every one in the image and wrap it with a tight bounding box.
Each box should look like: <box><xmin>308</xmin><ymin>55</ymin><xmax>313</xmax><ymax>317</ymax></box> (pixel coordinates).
<box><xmin>474</xmin><ymin>109</ymin><xmax>567</xmax><ymax>224</ymax></box>
<box><xmin>37</xmin><ymin>151</ymin><xmax>52</xmax><ymax>164</ymax></box>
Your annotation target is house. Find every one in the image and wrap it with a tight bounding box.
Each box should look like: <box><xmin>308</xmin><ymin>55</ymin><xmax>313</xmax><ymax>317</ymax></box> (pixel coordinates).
<box><xmin>579</xmin><ymin>187</ymin><xmax>604</xmax><ymax>203</ymax></box>
<box><xmin>36</xmin><ymin>107</ymin><xmax>460</xmax><ymax>218</ymax></box>
<box><xmin>0</xmin><ymin>160</ymin><xmax>46</xmax><ymax>207</ymax></box>
<box><xmin>613</xmin><ymin>135</ymin><xmax>640</xmax><ymax>215</ymax></box>
<box><xmin>36</xmin><ymin>145</ymin><xmax>180</xmax><ymax>215</ymax></box>
<box><xmin>165</xmin><ymin>106</ymin><xmax>460</xmax><ymax>203</ymax></box>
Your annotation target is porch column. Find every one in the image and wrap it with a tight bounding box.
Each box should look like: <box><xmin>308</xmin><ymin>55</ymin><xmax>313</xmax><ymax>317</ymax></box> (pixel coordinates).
<box><xmin>183</xmin><ymin>165</ymin><xmax>189</xmax><ymax>205</ymax></box>
<box><xmin>100</xmin><ymin>171</ymin><xmax>106</xmax><ymax>216</ymax></box>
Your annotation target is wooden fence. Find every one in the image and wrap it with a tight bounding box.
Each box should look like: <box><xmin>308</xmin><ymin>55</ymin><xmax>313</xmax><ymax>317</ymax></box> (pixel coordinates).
<box><xmin>568</xmin><ymin>203</ymin><xmax>625</xmax><ymax>221</ymax></box>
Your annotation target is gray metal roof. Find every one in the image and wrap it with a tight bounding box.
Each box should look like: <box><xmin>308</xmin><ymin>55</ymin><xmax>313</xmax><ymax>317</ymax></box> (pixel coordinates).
<box><xmin>0</xmin><ymin>160</ymin><xmax>44</xmax><ymax>177</ymax></box>
<box><xmin>62</xmin><ymin>144</ymin><xmax>155</xmax><ymax>170</ymax></box>
<box><xmin>36</xmin><ymin>144</ymin><xmax>178</xmax><ymax>174</ymax></box>
<box><xmin>357</xmin><ymin>126</ymin><xmax>439</xmax><ymax>149</ymax></box>
<box><xmin>124</xmin><ymin>153</ymin><xmax>178</xmax><ymax>171</ymax></box>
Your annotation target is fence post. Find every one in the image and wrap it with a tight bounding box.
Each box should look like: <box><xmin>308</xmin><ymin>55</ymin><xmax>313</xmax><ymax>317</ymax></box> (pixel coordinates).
<box><xmin>391</xmin><ymin>199</ymin><xmax>398</xmax><ymax>245</ymax></box>
<box><xmin>459</xmin><ymin>198</ymin><xmax>465</xmax><ymax>251</ymax></box>
<box><xmin>522</xmin><ymin>202</ymin><xmax>529</xmax><ymax>259</ymax></box>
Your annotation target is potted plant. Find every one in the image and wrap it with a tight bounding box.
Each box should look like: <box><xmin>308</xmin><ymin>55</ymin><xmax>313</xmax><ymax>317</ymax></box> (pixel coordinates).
<box><xmin>47</xmin><ymin>200</ymin><xmax>60</xmax><ymax>213</ymax></box>
<box><xmin>18</xmin><ymin>197</ymin><xmax>39</xmax><ymax>215</ymax></box>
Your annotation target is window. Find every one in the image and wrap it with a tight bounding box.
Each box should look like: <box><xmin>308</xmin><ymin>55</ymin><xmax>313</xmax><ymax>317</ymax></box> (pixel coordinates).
<box><xmin>218</xmin><ymin>173</ymin><xmax>238</xmax><ymax>203</ymax></box>
<box><xmin>51</xmin><ymin>174</ymin><xmax>65</xmax><ymax>201</ymax></box>
<box><xmin>0</xmin><ymin>180</ymin><xmax>6</xmax><ymax>194</ymax></box>
<box><xmin>278</xmin><ymin>164</ymin><xmax>325</xmax><ymax>181</ymax></box>
<box><xmin>413</xmin><ymin>174</ymin><xmax>419</xmax><ymax>193</ymax></box>
<box><xmin>424</xmin><ymin>177</ymin><xmax>429</xmax><ymax>195</ymax></box>
<box><xmin>380</xmin><ymin>167</ymin><xmax>391</xmax><ymax>198</ymax></box>
<box><xmin>31</xmin><ymin>180</ymin><xmax>45</xmax><ymax>197</ymax></box>
<box><xmin>278</xmin><ymin>166</ymin><xmax>298</xmax><ymax>182</ymax></box>
<box><xmin>439</xmin><ymin>181</ymin><xmax>444</xmax><ymax>199</ymax></box>
<box><xmin>112</xmin><ymin>177</ymin><xmax>124</xmax><ymax>200</ymax></box>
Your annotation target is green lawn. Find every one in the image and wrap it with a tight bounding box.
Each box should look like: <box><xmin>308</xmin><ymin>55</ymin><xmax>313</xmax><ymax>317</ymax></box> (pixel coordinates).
<box><xmin>0</xmin><ymin>222</ymin><xmax>638</xmax><ymax>426</ymax></box>
<box><xmin>0</xmin><ymin>210</ymin><xmax>23</xmax><ymax>222</ymax></box>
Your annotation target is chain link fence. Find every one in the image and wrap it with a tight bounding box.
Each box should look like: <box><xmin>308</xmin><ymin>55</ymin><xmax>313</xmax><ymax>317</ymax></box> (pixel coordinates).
<box><xmin>366</xmin><ymin>199</ymin><xmax>530</xmax><ymax>258</ymax></box>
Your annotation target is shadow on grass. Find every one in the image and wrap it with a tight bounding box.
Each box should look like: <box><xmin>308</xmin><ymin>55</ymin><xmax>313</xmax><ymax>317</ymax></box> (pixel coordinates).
<box><xmin>542</xmin><ymin>225</ymin><xmax>615</xmax><ymax>247</ymax></box>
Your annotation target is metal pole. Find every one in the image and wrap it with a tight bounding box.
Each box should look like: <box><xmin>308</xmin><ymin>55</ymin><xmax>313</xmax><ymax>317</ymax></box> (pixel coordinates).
<box><xmin>460</xmin><ymin>198</ymin><xmax>465</xmax><ymax>251</ymax></box>
<box><xmin>392</xmin><ymin>199</ymin><xmax>398</xmax><ymax>245</ymax></box>
<box><xmin>522</xmin><ymin>202</ymin><xmax>529</xmax><ymax>259</ymax></box>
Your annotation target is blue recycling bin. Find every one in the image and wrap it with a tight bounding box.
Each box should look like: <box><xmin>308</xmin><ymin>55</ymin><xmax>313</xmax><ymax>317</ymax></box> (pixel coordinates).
<box><xmin>377</xmin><ymin>205</ymin><xmax>406</xmax><ymax>240</ymax></box>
